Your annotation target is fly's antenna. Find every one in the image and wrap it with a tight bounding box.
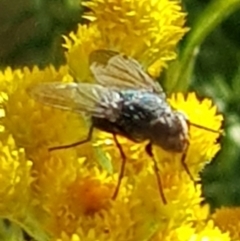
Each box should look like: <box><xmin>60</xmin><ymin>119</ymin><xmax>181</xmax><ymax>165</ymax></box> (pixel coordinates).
<box><xmin>188</xmin><ymin>121</ymin><xmax>224</xmax><ymax>135</ymax></box>
<box><xmin>172</xmin><ymin>107</ymin><xmax>224</xmax><ymax>135</ymax></box>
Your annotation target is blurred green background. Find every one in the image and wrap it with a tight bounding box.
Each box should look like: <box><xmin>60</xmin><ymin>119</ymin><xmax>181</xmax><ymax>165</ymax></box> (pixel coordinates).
<box><xmin>1</xmin><ymin>0</ymin><xmax>240</xmax><ymax>209</ymax></box>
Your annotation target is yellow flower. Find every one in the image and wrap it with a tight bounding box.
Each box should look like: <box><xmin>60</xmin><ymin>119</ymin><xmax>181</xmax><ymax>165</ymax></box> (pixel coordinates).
<box><xmin>0</xmin><ymin>65</ymin><xmax>89</xmax><ymax>152</ymax></box>
<box><xmin>187</xmin><ymin>220</ymin><xmax>231</xmax><ymax>241</ymax></box>
<box><xmin>64</xmin><ymin>0</ymin><xmax>188</xmax><ymax>78</ymax></box>
<box><xmin>212</xmin><ymin>207</ymin><xmax>240</xmax><ymax>240</ymax></box>
<box><xmin>0</xmin><ymin>0</ymin><xmax>228</xmax><ymax>240</ymax></box>
<box><xmin>151</xmin><ymin>221</ymin><xmax>230</xmax><ymax>241</ymax></box>
<box><xmin>0</xmin><ymin>62</ymin><xmax>224</xmax><ymax>240</ymax></box>
<box><xmin>63</xmin><ymin>24</ymin><xmax>105</xmax><ymax>82</ymax></box>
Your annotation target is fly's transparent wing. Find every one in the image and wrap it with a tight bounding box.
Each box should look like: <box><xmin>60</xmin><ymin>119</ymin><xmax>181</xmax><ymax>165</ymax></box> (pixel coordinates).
<box><xmin>89</xmin><ymin>49</ymin><xmax>164</xmax><ymax>95</ymax></box>
<box><xmin>28</xmin><ymin>82</ymin><xmax>122</xmax><ymax>119</ymax></box>
<box><xmin>89</xmin><ymin>49</ymin><xmax>117</xmax><ymax>66</ymax></box>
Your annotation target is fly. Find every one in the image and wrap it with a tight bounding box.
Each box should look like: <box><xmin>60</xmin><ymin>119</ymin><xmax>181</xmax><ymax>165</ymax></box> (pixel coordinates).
<box><xmin>28</xmin><ymin>50</ymin><xmax>220</xmax><ymax>204</ymax></box>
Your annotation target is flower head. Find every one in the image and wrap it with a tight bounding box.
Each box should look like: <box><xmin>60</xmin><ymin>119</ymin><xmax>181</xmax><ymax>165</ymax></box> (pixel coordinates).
<box><xmin>0</xmin><ymin>66</ymin><xmax>90</xmax><ymax>152</ymax></box>
<box><xmin>64</xmin><ymin>0</ymin><xmax>188</xmax><ymax>79</ymax></box>
<box><xmin>0</xmin><ymin>62</ymin><xmax>225</xmax><ymax>240</ymax></box>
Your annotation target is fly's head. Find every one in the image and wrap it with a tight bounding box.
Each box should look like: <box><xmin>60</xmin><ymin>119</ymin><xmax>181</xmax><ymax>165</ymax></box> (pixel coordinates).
<box><xmin>149</xmin><ymin>110</ymin><xmax>189</xmax><ymax>153</ymax></box>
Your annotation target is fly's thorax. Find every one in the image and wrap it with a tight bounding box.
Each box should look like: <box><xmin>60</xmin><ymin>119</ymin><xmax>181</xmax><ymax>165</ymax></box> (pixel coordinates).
<box><xmin>149</xmin><ymin>110</ymin><xmax>189</xmax><ymax>152</ymax></box>
<box><xmin>98</xmin><ymin>91</ymin><xmax>123</xmax><ymax>122</ymax></box>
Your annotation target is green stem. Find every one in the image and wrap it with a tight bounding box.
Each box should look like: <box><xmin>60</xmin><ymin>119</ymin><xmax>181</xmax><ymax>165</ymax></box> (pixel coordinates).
<box><xmin>168</xmin><ymin>0</ymin><xmax>240</xmax><ymax>91</ymax></box>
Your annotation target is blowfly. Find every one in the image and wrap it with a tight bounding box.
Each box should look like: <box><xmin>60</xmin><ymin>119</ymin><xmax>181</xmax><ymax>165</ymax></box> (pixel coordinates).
<box><xmin>28</xmin><ymin>50</ymin><xmax>219</xmax><ymax>204</ymax></box>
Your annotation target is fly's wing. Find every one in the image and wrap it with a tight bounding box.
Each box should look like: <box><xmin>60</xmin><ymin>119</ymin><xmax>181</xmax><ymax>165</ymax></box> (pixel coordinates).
<box><xmin>89</xmin><ymin>49</ymin><xmax>164</xmax><ymax>95</ymax></box>
<box><xmin>28</xmin><ymin>82</ymin><xmax>122</xmax><ymax>119</ymax></box>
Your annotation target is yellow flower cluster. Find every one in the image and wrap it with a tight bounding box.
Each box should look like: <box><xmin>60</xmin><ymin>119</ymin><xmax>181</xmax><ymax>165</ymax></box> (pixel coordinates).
<box><xmin>0</xmin><ymin>0</ymin><xmax>237</xmax><ymax>241</ymax></box>
<box><xmin>65</xmin><ymin>0</ymin><xmax>189</xmax><ymax>77</ymax></box>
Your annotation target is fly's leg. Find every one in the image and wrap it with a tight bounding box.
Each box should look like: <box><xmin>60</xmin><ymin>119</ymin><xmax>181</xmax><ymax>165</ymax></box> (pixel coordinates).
<box><xmin>49</xmin><ymin>125</ymin><xmax>94</xmax><ymax>151</ymax></box>
<box><xmin>112</xmin><ymin>134</ymin><xmax>127</xmax><ymax>200</ymax></box>
<box><xmin>145</xmin><ymin>143</ymin><xmax>167</xmax><ymax>204</ymax></box>
<box><xmin>180</xmin><ymin>141</ymin><xmax>196</xmax><ymax>185</ymax></box>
